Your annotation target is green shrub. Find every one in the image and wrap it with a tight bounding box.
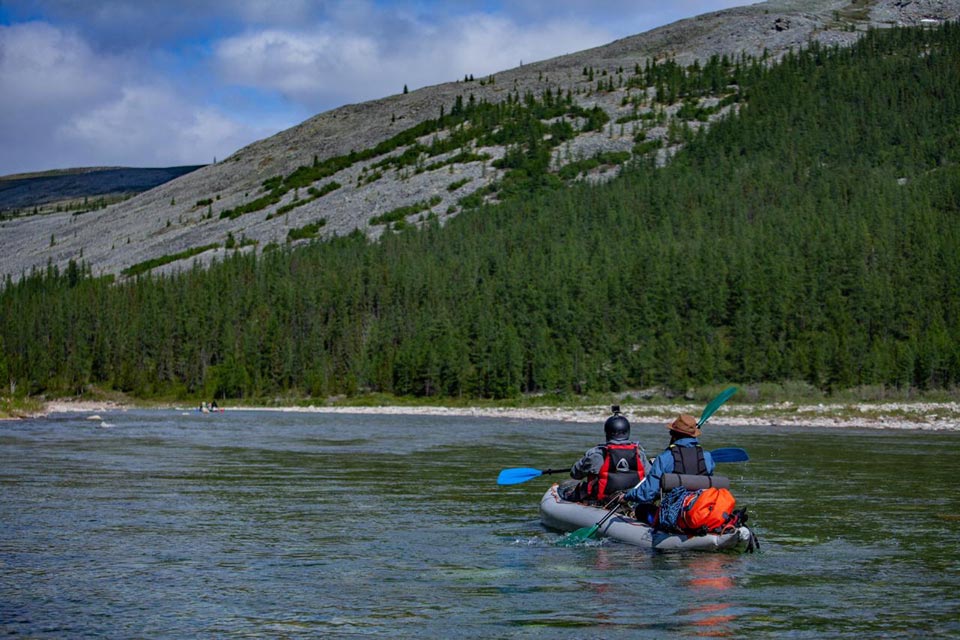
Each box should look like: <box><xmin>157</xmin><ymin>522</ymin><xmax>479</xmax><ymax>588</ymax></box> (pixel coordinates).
<box><xmin>266</xmin><ymin>182</ymin><xmax>342</xmax><ymax>220</ymax></box>
<box><xmin>370</xmin><ymin>196</ymin><xmax>442</xmax><ymax>225</ymax></box>
<box><xmin>287</xmin><ymin>219</ymin><xmax>327</xmax><ymax>242</ymax></box>
<box><xmin>121</xmin><ymin>243</ymin><xmax>219</xmax><ymax>277</ymax></box>
<box><xmin>633</xmin><ymin>138</ymin><xmax>663</xmax><ymax>155</ymax></box>
<box><xmin>447</xmin><ymin>177</ymin><xmax>472</xmax><ymax>191</ymax></box>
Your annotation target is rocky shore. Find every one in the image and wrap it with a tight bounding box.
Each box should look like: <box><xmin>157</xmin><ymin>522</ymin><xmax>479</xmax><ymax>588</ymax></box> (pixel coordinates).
<box><xmin>37</xmin><ymin>399</ymin><xmax>960</xmax><ymax>431</ymax></box>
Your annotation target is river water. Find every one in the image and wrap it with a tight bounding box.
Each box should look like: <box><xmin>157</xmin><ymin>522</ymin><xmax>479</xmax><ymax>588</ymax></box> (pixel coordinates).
<box><xmin>1</xmin><ymin>409</ymin><xmax>958</xmax><ymax>638</ymax></box>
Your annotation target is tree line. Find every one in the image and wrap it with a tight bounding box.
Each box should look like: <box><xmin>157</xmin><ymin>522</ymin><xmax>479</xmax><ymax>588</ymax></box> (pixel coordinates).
<box><xmin>2</xmin><ymin>22</ymin><xmax>959</xmax><ymax>400</ymax></box>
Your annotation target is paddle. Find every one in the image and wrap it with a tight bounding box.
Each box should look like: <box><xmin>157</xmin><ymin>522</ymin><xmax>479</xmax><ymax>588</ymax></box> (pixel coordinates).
<box><xmin>557</xmin><ymin>494</ymin><xmax>624</xmax><ymax>546</ymax></box>
<box><xmin>496</xmin><ymin>467</ymin><xmax>569</xmax><ymax>486</ymax></box>
<box><xmin>497</xmin><ymin>448</ymin><xmax>747</xmax><ymax>486</ymax></box>
<box><xmin>552</xmin><ymin>448</ymin><xmax>748</xmax><ymax>546</ymax></box>
<box><xmin>694</xmin><ymin>389</ymin><xmax>748</xmax><ymax>464</ymax></box>
<box><xmin>554</xmin><ymin>390</ymin><xmax>743</xmax><ymax>545</ymax></box>
<box><xmin>710</xmin><ymin>447</ymin><xmax>749</xmax><ymax>463</ymax></box>
<box><xmin>698</xmin><ymin>386</ymin><xmax>738</xmax><ymax>427</ymax></box>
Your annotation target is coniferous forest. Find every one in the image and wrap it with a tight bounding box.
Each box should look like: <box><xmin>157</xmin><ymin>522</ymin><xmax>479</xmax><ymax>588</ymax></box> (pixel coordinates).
<box><xmin>2</xmin><ymin>24</ymin><xmax>960</xmax><ymax>401</ymax></box>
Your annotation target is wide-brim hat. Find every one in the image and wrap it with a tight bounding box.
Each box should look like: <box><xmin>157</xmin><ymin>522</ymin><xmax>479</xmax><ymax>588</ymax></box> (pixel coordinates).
<box><xmin>668</xmin><ymin>413</ymin><xmax>700</xmax><ymax>437</ymax></box>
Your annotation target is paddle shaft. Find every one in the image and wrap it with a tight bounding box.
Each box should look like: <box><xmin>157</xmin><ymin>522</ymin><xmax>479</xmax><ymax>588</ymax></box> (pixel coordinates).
<box><xmin>592</xmin><ymin>496</ymin><xmax>624</xmax><ymax>532</ymax></box>
<box><xmin>560</xmin><ymin>494</ymin><xmax>625</xmax><ymax>545</ymax></box>
<box><xmin>499</xmin><ymin>447</ymin><xmax>745</xmax><ymax>486</ymax></box>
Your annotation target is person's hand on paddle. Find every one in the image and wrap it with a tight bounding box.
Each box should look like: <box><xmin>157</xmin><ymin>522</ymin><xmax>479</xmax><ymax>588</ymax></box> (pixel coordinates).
<box><xmin>603</xmin><ymin>491</ymin><xmax>628</xmax><ymax>512</ymax></box>
<box><xmin>623</xmin><ymin>478</ymin><xmax>646</xmax><ymax>503</ymax></box>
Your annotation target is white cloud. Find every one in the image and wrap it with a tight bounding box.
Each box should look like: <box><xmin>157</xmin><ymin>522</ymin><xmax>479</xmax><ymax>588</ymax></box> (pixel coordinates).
<box><xmin>58</xmin><ymin>85</ymin><xmax>265</xmax><ymax>167</ymax></box>
<box><xmin>440</xmin><ymin>14</ymin><xmax>611</xmax><ymax>73</ymax></box>
<box><xmin>216</xmin><ymin>28</ymin><xmax>380</xmax><ymax>101</ymax></box>
<box><xmin>214</xmin><ymin>12</ymin><xmax>613</xmax><ymax>108</ymax></box>
<box><xmin>0</xmin><ymin>22</ymin><xmax>118</xmax><ymax>123</ymax></box>
<box><xmin>0</xmin><ymin>1</ymin><xmax>760</xmax><ymax>174</ymax></box>
<box><xmin>0</xmin><ymin>21</ymin><xmax>271</xmax><ymax>173</ymax></box>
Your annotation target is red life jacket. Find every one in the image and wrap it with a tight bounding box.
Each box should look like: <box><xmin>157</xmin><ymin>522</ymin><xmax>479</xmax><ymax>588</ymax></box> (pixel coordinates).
<box><xmin>589</xmin><ymin>442</ymin><xmax>645</xmax><ymax>501</ymax></box>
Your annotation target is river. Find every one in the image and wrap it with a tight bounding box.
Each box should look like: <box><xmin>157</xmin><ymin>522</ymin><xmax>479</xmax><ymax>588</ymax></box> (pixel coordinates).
<box><xmin>2</xmin><ymin>409</ymin><xmax>958</xmax><ymax>638</ymax></box>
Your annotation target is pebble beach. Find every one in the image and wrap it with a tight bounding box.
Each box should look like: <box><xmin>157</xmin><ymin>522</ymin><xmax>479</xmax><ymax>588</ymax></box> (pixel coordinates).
<box><xmin>37</xmin><ymin>399</ymin><xmax>960</xmax><ymax>431</ymax></box>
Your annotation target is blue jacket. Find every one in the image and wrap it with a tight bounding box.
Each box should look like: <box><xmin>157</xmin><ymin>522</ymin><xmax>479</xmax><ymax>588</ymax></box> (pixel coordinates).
<box><xmin>624</xmin><ymin>438</ymin><xmax>715</xmax><ymax>504</ymax></box>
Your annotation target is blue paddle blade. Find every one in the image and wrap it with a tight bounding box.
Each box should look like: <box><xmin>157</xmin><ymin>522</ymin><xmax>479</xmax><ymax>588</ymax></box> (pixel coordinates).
<box><xmin>497</xmin><ymin>467</ymin><xmax>543</xmax><ymax>485</ymax></box>
<box><xmin>698</xmin><ymin>386</ymin><xmax>738</xmax><ymax>427</ymax></box>
<box><xmin>710</xmin><ymin>447</ymin><xmax>749</xmax><ymax>463</ymax></box>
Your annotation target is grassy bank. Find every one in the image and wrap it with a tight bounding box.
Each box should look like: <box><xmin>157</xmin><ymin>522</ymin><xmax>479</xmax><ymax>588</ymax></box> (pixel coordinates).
<box><xmin>0</xmin><ymin>396</ymin><xmax>43</xmax><ymax>419</ymax></box>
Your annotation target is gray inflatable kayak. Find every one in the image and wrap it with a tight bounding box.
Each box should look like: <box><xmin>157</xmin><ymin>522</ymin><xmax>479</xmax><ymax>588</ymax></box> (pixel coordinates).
<box><xmin>539</xmin><ymin>483</ymin><xmax>756</xmax><ymax>552</ymax></box>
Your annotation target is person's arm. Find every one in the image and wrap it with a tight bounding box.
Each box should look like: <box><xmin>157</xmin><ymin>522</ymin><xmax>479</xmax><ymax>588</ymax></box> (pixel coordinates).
<box><xmin>703</xmin><ymin>449</ymin><xmax>716</xmax><ymax>475</ymax></box>
<box><xmin>626</xmin><ymin>450</ymin><xmax>671</xmax><ymax>503</ymax></box>
<box><xmin>638</xmin><ymin>444</ymin><xmax>651</xmax><ymax>476</ymax></box>
<box><xmin>623</xmin><ymin>475</ymin><xmax>649</xmax><ymax>502</ymax></box>
<box><xmin>570</xmin><ymin>446</ymin><xmax>604</xmax><ymax>479</ymax></box>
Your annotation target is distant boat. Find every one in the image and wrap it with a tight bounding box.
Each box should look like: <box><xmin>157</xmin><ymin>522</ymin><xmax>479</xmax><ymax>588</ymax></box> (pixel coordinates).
<box><xmin>197</xmin><ymin>405</ymin><xmax>224</xmax><ymax>413</ymax></box>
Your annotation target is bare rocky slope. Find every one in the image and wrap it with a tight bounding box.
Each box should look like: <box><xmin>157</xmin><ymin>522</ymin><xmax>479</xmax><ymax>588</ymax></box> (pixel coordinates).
<box><xmin>1</xmin><ymin>0</ymin><xmax>956</xmax><ymax>281</ymax></box>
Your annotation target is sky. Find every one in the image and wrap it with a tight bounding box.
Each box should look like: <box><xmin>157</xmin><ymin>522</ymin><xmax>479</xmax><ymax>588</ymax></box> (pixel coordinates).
<box><xmin>0</xmin><ymin>0</ymin><xmax>756</xmax><ymax>176</ymax></box>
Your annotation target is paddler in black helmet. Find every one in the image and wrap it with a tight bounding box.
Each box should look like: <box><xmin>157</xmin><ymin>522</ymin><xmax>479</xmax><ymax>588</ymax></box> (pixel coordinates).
<box><xmin>559</xmin><ymin>406</ymin><xmax>648</xmax><ymax>504</ymax></box>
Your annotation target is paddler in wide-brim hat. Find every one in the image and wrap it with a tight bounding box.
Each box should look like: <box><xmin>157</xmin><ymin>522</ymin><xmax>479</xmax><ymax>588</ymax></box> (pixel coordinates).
<box><xmin>624</xmin><ymin>413</ymin><xmax>715</xmax><ymax>511</ymax></box>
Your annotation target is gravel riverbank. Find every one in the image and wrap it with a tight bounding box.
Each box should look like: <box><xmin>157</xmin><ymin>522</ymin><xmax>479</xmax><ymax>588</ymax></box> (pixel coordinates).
<box><xmin>37</xmin><ymin>399</ymin><xmax>960</xmax><ymax>431</ymax></box>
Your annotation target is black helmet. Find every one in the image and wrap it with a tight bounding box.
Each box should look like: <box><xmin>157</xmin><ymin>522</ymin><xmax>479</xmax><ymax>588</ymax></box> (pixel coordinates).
<box><xmin>604</xmin><ymin>406</ymin><xmax>630</xmax><ymax>440</ymax></box>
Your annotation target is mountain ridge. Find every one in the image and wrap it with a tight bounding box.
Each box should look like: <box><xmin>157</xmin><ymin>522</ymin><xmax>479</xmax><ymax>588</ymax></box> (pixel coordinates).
<box><xmin>3</xmin><ymin>11</ymin><xmax>959</xmax><ymax>400</ymax></box>
<box><xmin>1</xmin><ymin>0</ymin><xmax>956</xmax><ymax>281</ymax></box>
<box><xmin>0</xmin><ymin>166</ymin><xmax>204</xmax><ymax>214</ymax></box>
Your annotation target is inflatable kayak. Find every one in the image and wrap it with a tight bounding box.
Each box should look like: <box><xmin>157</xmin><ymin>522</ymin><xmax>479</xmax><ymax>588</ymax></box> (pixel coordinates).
<box><xmin>539</xmin><ymin>484</ymin><xmax>757</xmax><ymax>552</ymax></box>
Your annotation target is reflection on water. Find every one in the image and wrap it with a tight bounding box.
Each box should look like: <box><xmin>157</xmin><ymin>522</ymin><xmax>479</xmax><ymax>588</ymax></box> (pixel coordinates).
<box><xmin>682</xmin><ymin>554</ymin><xmax>738</xmax><ymax>637</ymax></box>
<box><xmin>1</xmin><ymin>410</ymin><xmax>959</xmax><ymax>638</ymax></box>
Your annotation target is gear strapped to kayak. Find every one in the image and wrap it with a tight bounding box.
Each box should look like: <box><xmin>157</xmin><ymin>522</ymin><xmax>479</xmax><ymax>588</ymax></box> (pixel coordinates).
<box><xmin>539</xmin><ymin>484</ymin><xmax>756</xmax><ymax>552</ymax></box>
<box><xmin>658</xmin><ymin>486</ymin><xmax>741</xmax><ymax>535</ymax></box>
<box><xmin>508</xmin><ymin>389</ymin><xmax>759</xmax><ymax>551</ymax></box>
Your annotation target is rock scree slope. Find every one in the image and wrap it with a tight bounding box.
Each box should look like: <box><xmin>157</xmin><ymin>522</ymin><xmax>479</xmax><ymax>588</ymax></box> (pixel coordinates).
<box><xmin>0</xmin><ymin>0</ymin><xmax>956</xmax><ymax>282</ymax></box>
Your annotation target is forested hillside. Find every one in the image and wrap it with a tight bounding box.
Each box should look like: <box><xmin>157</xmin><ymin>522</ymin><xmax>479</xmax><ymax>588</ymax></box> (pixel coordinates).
<box><xmin>2</xmin><ymin>23</ymin><xmax>959</xmax><ymax>401</ymax></box>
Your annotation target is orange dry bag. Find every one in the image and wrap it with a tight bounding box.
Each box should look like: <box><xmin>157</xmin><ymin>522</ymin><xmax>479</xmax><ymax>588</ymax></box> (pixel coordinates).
<box><xmin>678</xmin><ymin>487</ymin><xmax>737</xmax><ymax>534</ymax></box>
